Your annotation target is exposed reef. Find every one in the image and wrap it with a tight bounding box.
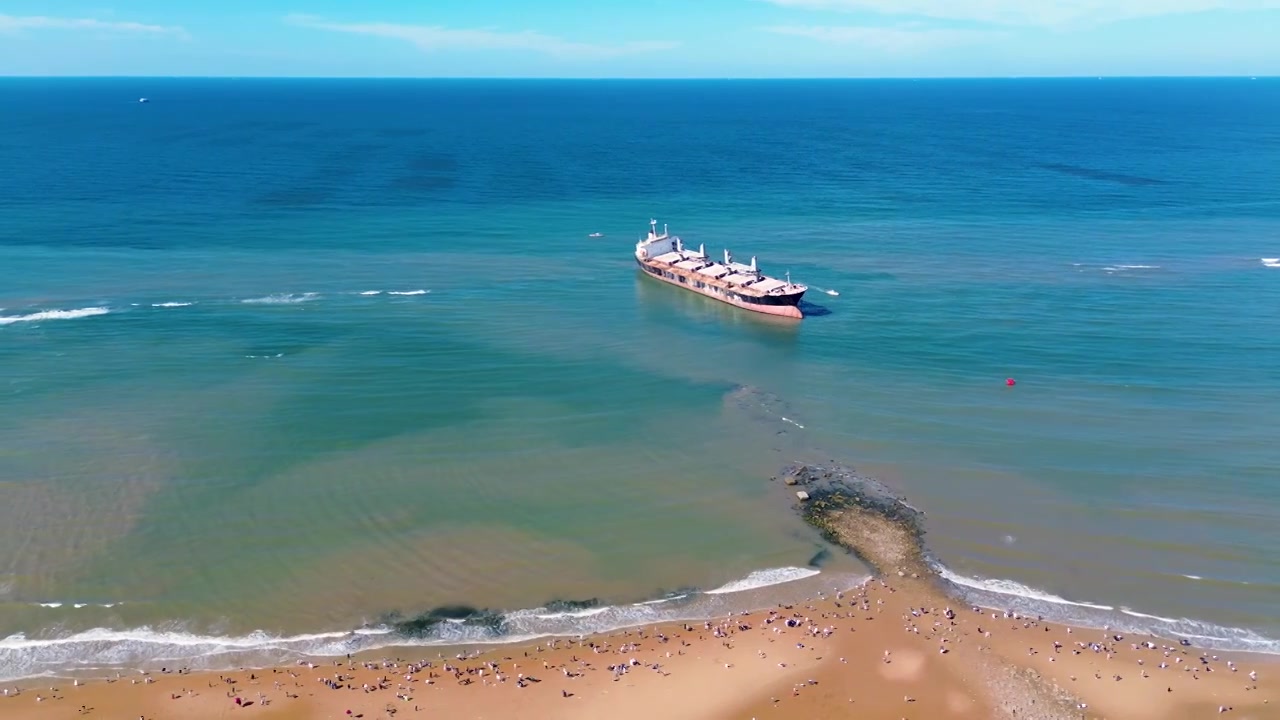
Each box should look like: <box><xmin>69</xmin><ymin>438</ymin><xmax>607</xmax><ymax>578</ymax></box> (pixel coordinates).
<box><xmin>777</xmin><ymin>462</ymin><xmax>935</xmax><ymax>583</ymax></box>
<box><xmin>384</xmin><ymin>605</ymin><xmax>507</xmax><ymax>638</ymax></box>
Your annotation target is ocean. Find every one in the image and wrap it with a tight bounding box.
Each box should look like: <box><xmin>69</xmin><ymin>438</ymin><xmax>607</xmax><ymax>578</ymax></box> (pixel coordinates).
<box><xmin>1</xmin><ymin>77</ymin><xmax>1278</xmax><ymax>681</ymax></box>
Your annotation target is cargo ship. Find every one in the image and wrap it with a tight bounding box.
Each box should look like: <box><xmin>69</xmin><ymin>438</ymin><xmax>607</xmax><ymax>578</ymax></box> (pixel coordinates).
<box><xmin>634</xmin><ymin>219</ymin><xmax>807</xmax><ymax>319</ymax></box>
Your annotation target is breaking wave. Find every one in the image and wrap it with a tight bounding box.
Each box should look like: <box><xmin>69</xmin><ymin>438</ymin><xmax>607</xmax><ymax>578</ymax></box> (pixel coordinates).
<box><xmin>937</xmin><ymin>566</ymin><xmax>1114</xmax><ymax>611</ymax></box>
<box><xmin>0</xmin><ymin>307</ymin><xmax>110</xmax><ymax>326</ymax></box>
<box><xmin>0</xmin><ymin>566</ymin><xmax>861</xmax><ymax>682</ymax></box>
<box><xmin>704</xmin><ymin>567</ymin><xmax>819</xmax><ymax>594</ymax></box>
<box><xmin>388</xmin><ymin>289</ymin><xmax>430</xmax><ymax>296</ymax></box>
<box><xmin>936</xmin><ymin>565</ymin><xmax>1280</xmax><ymax>655</ymax></box>
<box><xmin>241</xmin><ymin>293</ymin><xmax>320</xmax><ymax>305</ymax></box>
<box><xmin>1262</xmin><ymin>258</ymin><xmax>1280</xmax><ymax>268</ymax></box>
<box><xmin>151</xmin><ymin>302</ymin><xmax>193</xmax><ymax>308</ymax></box>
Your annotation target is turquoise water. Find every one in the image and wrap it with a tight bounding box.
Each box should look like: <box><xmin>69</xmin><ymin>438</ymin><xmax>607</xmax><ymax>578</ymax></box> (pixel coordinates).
<box><xmin>1</xmin><ymin>78</ymin><xmax>1279</xmax><ymax>679</ymax></box>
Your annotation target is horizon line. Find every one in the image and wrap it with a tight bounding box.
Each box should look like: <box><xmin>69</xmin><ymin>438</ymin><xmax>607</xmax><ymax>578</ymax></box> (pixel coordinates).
<box><xmin>0</xmin><ymin>74</ymin><xmax>1274</xmax><ymax>81</ymax></box>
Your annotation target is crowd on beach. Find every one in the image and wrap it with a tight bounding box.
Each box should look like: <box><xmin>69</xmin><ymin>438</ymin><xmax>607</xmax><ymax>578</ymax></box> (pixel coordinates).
<box><xmin>4</xmin><ymin>574</ymin><xmax>1277</xmax><ymax>720</ymax></box>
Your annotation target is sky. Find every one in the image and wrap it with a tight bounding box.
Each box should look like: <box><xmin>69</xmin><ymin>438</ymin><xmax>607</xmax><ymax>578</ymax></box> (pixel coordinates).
<box><xmin>0</xmin><ymin>1</ymin><xmax>1277</xmax><ymax>77</ymax></box>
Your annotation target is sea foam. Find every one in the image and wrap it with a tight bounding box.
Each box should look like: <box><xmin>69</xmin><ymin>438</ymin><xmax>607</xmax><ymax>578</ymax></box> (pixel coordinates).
<box><xmin>704</xmin><ymin>567</ymin><xmax>820</xmax><ymax>595</ymax></box>
<box><xmin>0</xmin><ymin>566</ymin><xmax>849</xmax><ymax>682</ymax></box>
<box><xmin>936</xmin><ymin>564</ymin><xmax>1280</xmax><ymax>654</ymax></box>
<box><xmin>0</xmin><ymin>307</ymin><xmax>110</xmax><ymax>326</ymax></box>
<box><xmin>241</xmin><ymin>293</ymin><xmax>319</xmax><ymax>305</ymax></box>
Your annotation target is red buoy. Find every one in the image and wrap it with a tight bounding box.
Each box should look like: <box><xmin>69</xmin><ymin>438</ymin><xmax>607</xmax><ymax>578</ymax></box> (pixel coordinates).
<box><xmin>1006</xmin><ymin>378</ymin><xmax>1016</xmax><ymax>386</ymax></box>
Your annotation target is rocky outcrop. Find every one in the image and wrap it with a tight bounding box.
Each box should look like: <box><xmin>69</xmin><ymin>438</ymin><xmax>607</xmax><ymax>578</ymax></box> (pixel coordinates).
<box><xmin>776</xmin><ymin>462</ymin><xmax>934</xmax><ymax>583</ymax></box>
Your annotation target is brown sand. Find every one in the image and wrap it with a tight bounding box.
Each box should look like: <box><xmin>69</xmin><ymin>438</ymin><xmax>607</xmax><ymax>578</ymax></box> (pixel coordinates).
<box><xmin>5</xmin><ymin>490</ymin><xmax>1279</xmax><ymax>719</ymax></box>
<box><xmin>3</xmin><ymin>578</ymin><xmax>1278</xmax><ymax>720</ymax></box>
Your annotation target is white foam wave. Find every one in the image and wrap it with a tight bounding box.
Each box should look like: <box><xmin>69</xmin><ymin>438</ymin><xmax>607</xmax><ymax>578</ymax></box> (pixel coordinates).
<box><xmin>938</xmin><ymin>565</ymin><xmax>1280</xmax><ymax>654</ymax></box>
<box><xmin>0</xmin><ymin>566</ymin><xmax>850</xmax><ymax>682</ymax></box>
<box><xmin>151</xmin><ymin>302</ymin><xmax>193</xmax><ymax>308</ymax></box>
<box><xmin>1079</xmin><ymin>263</ymin><xmax>1160</xmax><ymax>274</ymax></box>
<box><xmin>244</xmin><ymin>353</ymin><xmax>284</xmax><ymax>359</ymax></box>
<box><xmin>704</xmin><ymin>567</ymin><xmax>820</xmax><ymax>595</ymax></box>
<box><xmin>781</xmin><ymin>417</ymin><xmax>805</xmax><ymax>429</ymax></box>
<box><xmin>0</xmin><ymin>307</ymin><xmax>110</xmax><ymax>326</ymax></box>
<box><xmin>635</xmin><ymin>595</ymin><xmax>687</xmax><ymax>606</ymax></box>
<box><xmin>1182</xmin><ymin>574</ymin><xmax>1203</xmax><ymax>580</ymax></box>
<box><xmin>1262</xmin><ymin>258</ymin><xmax>1280</xmax><ymax>268</ymax></box>
<box><xmin>358</xmin><ymin>291</ymin><xmax>382</xmax><ymax>296</ymax></box>
<box><xmin>388</xmin><ymin>289</ymin><xmax>429</xmax><ymax>296</ymax></box>
<box><xmin>32</xmin><ymin>602</ymin><xmax>123</xmax><ymax>610</ymax></box>
<box><xmin>241</xmin><ymin>293</ymin><xmax>319</xmax><ymax>305</ymax></box>
<box><xmin>1120</xmin><ymin>607</ymin><xmax>1180</xmax><ymax>624</ymax></box>
<box><xmin>937</xmin><ymin>566</ymin><xmax>1114</xmax><ymax>610</ymax></box>
<box><xmin>531</xmin><ymin>607</ymin><xmax>611</xmax><ymax>621</ymax></box>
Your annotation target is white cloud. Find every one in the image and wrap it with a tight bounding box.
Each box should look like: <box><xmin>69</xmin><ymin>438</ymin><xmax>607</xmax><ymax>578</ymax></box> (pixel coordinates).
<box><xmin>765</xmin><ymin>24</ymin><xmax>996</xmax><ymax>50</ymax></box>
<box><xmin>0</xmin><ymin>13</ymin><xmax>186</xmax><ymax>36</ymax></box>
<box><xmin>286</xmin><ymin>14</ymin><xmax>677</xmax><ymax>59</ymax></box>
<box><xmin>758</xmin><ymin>0</ymin><xmax>1280</xmax><ymax>27</ymax></box>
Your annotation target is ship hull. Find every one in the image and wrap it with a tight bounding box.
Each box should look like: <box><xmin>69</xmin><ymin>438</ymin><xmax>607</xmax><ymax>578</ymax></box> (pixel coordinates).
<box><xmin>636</xmin><ymin>259</ymin><xmax>805</xmax><ymax>319</ymax></box>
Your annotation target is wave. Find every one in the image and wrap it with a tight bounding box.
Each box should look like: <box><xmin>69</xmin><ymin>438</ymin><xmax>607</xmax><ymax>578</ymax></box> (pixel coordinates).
<box><xmin>388</xmin><ymin>289</ymin><xmax>430</xmax><ymax>296</ymax></box>
<box><xmin>936</xmin><ymin>565</ymin><xmax>1280</xmax><ymax>655</ymax></box>
<box><xmin>31</xmin><ymin>603</ymin><xmax>121</xmax><ymax>610</ymax></box>
<box><xmin>358</xmin><ymin>290</ymin><xmax>382</xmax><ymax>296</ymax></box>
<box><xmin>151</xmin><ymin>302</ymin><xmax>193</xmax><ymax>308</ymax></box>
<box><xmin>0</xmin><ymin>307</ymin><xmax>110</xmax><ymax>326</ymax></box>
<box><xmin>1100</xmin><ymin>264</ymin><xmax>1161</xmax><ymax>273</ymax></box>
<box><xmin>704</xmin><ymin>567</ymin><xmax>820</xmax><ymax>595</ymax></box>
<box><xmin>1073</xmin><ymin>263</ymin><xmax>1162</xmax><ymax>274</ymax></box>
<box><xmin>241</xmin><ymin>293</ymin><xmax>319</xmax><ymax>305</ymax></box>
<box><xmin>0</xmin><ymin>566</ymin><xmax>854</xmax><ymax>683</ymax></box>
<box><xmin>936</xmin><ymin>566</ymin><xmax>1114</xmax><ymax>611</ymax></box>
<box><xmin>1262</xmin><ymin>258</ymin><xmax>1280</xmax><ymax>268</ymax></box>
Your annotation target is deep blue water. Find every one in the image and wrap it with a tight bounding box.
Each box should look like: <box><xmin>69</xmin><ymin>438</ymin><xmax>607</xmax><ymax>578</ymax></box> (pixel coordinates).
<box><xmin>1</xmin><ymin>78</ymin><xmax>1278</xmax><ymax>679</ymax></box>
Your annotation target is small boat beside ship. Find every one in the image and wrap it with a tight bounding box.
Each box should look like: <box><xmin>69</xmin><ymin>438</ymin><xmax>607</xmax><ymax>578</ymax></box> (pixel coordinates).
<box><xmin>634</xmin><ymin>219</ymin><xmax>807</xmax><ymax>319</ymax></box>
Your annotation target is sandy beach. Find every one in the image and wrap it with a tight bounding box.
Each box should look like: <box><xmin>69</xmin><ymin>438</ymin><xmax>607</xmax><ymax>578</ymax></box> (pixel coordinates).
<box><xmin>5</xmin><ymin>465</ymin><xmax>1279</xmax><ymax>720</ymax></box>
<box><xmin>4</xmin><ymin>579</ymin><xmax>1277</xmax><ymax>719</ymax></box>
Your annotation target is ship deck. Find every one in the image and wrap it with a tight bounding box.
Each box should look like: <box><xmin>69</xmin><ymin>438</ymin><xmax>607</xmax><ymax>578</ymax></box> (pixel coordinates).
<box><xmin>643</xmin><ymin>250</ymin><xmax>800</xmax><ymax>298</ymax></box>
